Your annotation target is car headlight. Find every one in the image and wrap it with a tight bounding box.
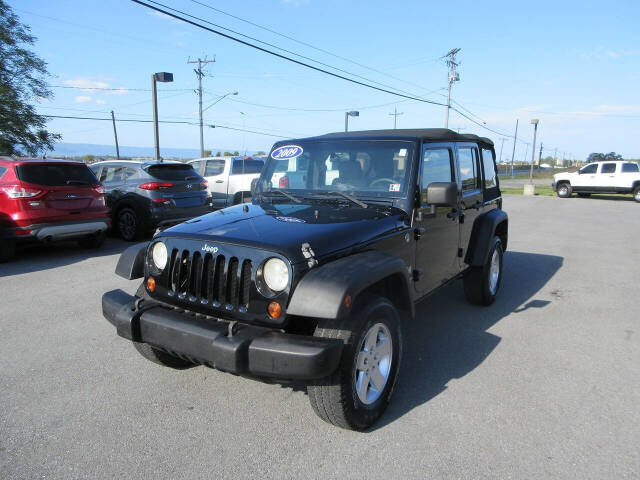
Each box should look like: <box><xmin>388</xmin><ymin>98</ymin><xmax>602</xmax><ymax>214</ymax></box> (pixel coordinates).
<box><xmin>151</xmin><ymin>241</ymin><xmax>168</xmax><ymax>270</ymax></box>
<box><xmin>263</xmin><ymin>258</ymin><xmax>289</xmax><ymax>292</ymax></box>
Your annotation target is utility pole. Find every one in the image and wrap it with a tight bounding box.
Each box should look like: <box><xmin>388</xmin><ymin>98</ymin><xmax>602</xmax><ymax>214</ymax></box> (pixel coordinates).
<box><xmin>111</xmin><ymin>110</ymin><xmax>120</xmax><ymax>159</ymax></box>
<box><xmin>554</xmin><ymin>147</ymin><xmax>558</xmax><ymax>167</ymax></box>
<box><xmin>538</xmin><ymin>143</ymin><xmax>543</xmax><ymax>167</ymax></box>
<box><xmin>510</xmin><ymin>119</ymin><xmax>519</xmax><ymax>178</ymax></box>
<box><xmin>188</xmin><ymin>55</ymin><xmax>216</xmax><ymax>158</ymax></box>
<box><xmin>529</xmin><ymin>119</ymin><xmax>539</xmax><ymax>183</ymax></box>
<box><xmin>442</xmin><ymin>48</ymin><xmax>460</xmax><ymax>128</ymax></box>
<box><xmin>388</xmin><ymin>106</ymin><xmax>404</xmax><ymax>129</ymax></box>
<box><xmin>498</xmin><ymin>137</ymin><xmax>507</xmax><ymax>164</ymax></box>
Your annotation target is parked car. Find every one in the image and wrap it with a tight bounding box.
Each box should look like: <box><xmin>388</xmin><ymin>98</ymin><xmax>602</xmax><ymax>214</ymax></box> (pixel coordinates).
<box><xmin>552</xmin><ymin>161</ymin><xmax>640</xmax><ymax>201</ymax></box>
<box><xmin>0</xmin><ymin>157</ymin><xmax>110</xmax><ymax>262</ymax></box>
<box><xmin>187</xmin><ymin>156</ymin><xmax>264</xmax><ymax>209</ymax></box>
<box><xmin>89</xmin><ymin>160</ymin><xmax>211</xmax><ymax>241</ymax></box>
<box><xmin>101</xmin><ymin>128</ymin><xmax>508</xmax><ymax>430</ymax></box>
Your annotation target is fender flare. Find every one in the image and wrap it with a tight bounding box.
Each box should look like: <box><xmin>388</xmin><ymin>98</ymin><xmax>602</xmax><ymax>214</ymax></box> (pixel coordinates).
<box><xmin>464</xmin><ymin>209</ymin><xmax>509</xmax><ymax>267</ymax></box>
<box><xmin>115</xmin><ymin>242</ymin><xmax>149</xmax><ymax>280</ymax></box>
<box><xmin>287</xmin><ymin>250</ymin><xmax>414</xmax><ymax>320</ymax></box>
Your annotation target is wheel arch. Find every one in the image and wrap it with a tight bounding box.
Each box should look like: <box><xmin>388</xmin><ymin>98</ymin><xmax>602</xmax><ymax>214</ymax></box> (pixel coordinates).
<box><xmin>464</xmin><ymin>209</ymin><xmax>509</xmax><ymax>267</ymax></box>
<box><xmin>287</xmin><ymin>251</ymin><xmax>414</xmax><ymax>321</ymax></box>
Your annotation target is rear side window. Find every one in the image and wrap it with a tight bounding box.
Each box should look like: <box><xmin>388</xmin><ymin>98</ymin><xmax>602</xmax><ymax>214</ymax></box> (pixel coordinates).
<box><xmin>622</xmin><ymin>163</ymin><xmax>639</xmax><ymax>173</ymax></box>
<box><xmin>205</xmin><ymin>160</ymin><xmax>226</xmax><ymax>176</ymax></box>
<box><xmin>601</xmin><ymin>163</ymin><xmax>616</xmax><ymax>174</ymax></box>
<box><xmin>231</xmin><ymin>159</ymin><xmax>264</xmax><ymax>175</ymax></box>
<box><xmin>481</xmin><ymin>149</ymin><xmax>497</xmax><ymax>188</ymax></box>
<box><xmin>16</xmin><ymin>163</ymin><xmax>97</xmax><ymax>186</ymax></box>
<box><xmin>100</xmin><ymin>166</ymin><xmax>125</xmax><ymax>184</ymax></box>
<box><xmin>458</xmin><ymin>147</ymin><xmax>480</xmax><ymax>191</ymax></box>
<box><xmin>146</xmin><ymin>164</ymin><xmax>198</xmax><ymax>180</ymax></box>
<box><xmin>0</xmin><ymin>166</ymin><xmax>6</xmax><ymax>180</ymax></box>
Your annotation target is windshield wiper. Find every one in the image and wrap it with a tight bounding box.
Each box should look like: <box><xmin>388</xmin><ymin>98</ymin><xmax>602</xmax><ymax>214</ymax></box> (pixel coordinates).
<box><xmin>310</xmin><ymin>191</ymin><xmax>368</xmax><ymax>208</ymax></box>
<box><xmin>261</xmin><ymin>190</ymin><xmax>301</xmax><ymax>203</ymax></box>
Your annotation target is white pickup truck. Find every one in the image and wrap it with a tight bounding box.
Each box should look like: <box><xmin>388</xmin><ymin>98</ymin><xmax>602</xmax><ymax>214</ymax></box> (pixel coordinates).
<box><xmin>552</xmin><ymin>161</ymin><xmax>640</xmax><ymax>202</ymax></box>
<box><xmin>188</xmin><ymin>156</ymin><xmax>264</xmax><ymax>209</ymax></box>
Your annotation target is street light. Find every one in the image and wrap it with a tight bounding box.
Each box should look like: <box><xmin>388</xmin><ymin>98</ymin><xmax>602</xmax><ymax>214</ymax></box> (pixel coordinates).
<box><xmin>523</xmin><ymin>119</ymin><xmax>539</xmax><ymax>196</ymax></box>
<box><xmin>202</xmin><ymin>91</ymin><xmax>238</xmax><ymax>113</ymax></box>
<box><xmin>344</xmin><ymin>111</ymin><xmax>359</xmax><ymax>132</ymax></box>
<box><xmin>152</xmin><ymin>72</ymin><xmax>173</xmax><ymax>161</ymax></box>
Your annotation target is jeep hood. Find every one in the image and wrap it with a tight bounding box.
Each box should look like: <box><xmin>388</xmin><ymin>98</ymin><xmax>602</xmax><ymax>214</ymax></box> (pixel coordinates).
<box><xmin>159</xmin><ymin>201</ymin><xmax>408</xmax><ymax>264</ymax></box>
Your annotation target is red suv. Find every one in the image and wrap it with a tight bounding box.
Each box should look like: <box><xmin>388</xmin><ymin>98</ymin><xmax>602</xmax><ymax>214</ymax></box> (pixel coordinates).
<box><xmin>0</xmin><ymin>158</ymin><xmax>111</xmax><ymax>262</ymax></box>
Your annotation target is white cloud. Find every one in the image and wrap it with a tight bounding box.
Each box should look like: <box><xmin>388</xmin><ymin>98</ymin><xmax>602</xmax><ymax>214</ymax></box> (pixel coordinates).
<box><xmin>582</xmin><ymin>47</ymin><xmax>639</xmax><ymax>61</ymax></box>
<box><xmin>95</xmin><ymin>99</ymin><xmax>107</xmax><ymax>105</ymax></box>
<box><xmin>75</xmin><ymin>95</ymin><xmax>92</xmax><ymax>103</ymax></box>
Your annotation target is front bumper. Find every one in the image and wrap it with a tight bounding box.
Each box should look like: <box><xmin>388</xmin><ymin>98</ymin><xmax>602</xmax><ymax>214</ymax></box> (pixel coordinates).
<box><xmin>102</xmin><ymin>289</ymin><xmax>343</xmax><ymax>380</ymax></box>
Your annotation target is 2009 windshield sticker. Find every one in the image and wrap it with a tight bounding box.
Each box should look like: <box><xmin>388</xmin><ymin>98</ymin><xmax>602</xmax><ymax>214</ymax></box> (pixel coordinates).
<box><xmin>389</xmin><ymin>183</ymin><xmax>401</xmax><ymax>192</ymax></box>
<box><xmin>271</xmin><ymin>145</ymin><xmax>303</xmax><ymax>160</ymax></box>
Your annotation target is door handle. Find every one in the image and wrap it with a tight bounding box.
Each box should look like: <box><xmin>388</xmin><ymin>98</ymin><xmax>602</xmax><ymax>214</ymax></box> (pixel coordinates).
<box><xmin>215</xmin><ymin>180</ymin><xmax>224</xmax><ymax>183</ymax></box>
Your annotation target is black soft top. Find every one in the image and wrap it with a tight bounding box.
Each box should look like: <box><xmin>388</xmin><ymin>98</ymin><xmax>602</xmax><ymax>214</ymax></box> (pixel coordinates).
<box><xmin>298</xmin><ymin>128</ymin><xmax>494</xmax><ymax>147</ymax></box>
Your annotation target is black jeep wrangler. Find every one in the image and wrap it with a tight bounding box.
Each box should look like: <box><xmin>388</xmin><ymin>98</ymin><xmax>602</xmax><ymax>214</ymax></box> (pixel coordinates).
<box><xmin>102</xmin><ymin>129</ymin><xmax>508</xmax><ymax>430</ymax></box>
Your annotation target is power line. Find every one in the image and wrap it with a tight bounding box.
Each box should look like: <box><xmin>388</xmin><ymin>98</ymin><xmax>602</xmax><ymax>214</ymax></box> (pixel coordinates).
<box><xmin>131</xmin><ymin>0</ymin><xmax>449</xmax><ymax>109</ymax></box>
<box><xmin>41</xmin><ymin>114</ymin><xmax>289</xmax><ymax>138</ymax></box>
<box><xmin>187</xmin><ymin>0</ymin><xmax>444</xmax><ymax>95</ymax></box>
<box><xmin>50</xmin><ymin>85</ymin><xmax>192</xmax><ymax>92</ymax></box>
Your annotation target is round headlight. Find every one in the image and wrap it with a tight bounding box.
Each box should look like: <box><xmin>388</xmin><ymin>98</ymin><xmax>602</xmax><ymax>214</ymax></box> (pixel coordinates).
<box><xmin>263</xmin><ymin>258</ymin><xmax>289</xmax><ymax>292</ymax></box>
<box><xmin>151</xmin><ymin>242</ymin><xmax>168</xmax><ymax>270</ymax></box>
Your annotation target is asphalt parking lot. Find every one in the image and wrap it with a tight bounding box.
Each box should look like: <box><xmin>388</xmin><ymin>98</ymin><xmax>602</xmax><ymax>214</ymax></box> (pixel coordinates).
<box><xmin>1</xmin><ymin>195</ymin><xmax>639</xmax><ymax>479</ymax></box>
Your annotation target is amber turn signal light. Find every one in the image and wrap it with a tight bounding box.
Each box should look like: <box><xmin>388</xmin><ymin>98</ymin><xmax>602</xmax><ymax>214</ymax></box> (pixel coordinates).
<box><xmin>268</xmin><ymin>301</ymin><xmax>282</xmax><ymax>319</ymax></box>
<box><xmin>147</xmin><ymin>276</ymin><xmax>156</xmax><ymax>292</ymax></box>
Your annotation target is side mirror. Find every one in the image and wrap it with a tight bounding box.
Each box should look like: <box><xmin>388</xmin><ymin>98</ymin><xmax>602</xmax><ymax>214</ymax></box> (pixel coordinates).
<box><xmin>426</xmin><ymin>182</ymin><xmax>458</xmax><ymax>207</ymax></box>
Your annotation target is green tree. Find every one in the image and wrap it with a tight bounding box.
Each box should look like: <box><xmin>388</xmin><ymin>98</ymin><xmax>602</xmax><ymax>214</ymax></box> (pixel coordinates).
<box><xmin>215</xmin><ymin>151</ymin><xmax>221</xmax><ymax>157</ymax></box>
<box><xmin>232</xmin><ymin>151</ymin><xmax>239</xmax><ymax>156</ymax></box>
<box><xmin>256</xmin><ymin>150</ymin><xmax>266</xmax><ymax>156</ymax></box>
<box><xmin>81</xmin><ymin>154</ymin><xmax>95</xmax><ymax>164</ymax></box>
<box><xmin>203</xmin><ymin>149</ymin><xmax>212</xmax><ymax>157</ymax></box>
<box><xmin>0</xmin><ymin>1</ymin><xmax>59</xmax><ymax>155</ymax></box>
<box><xmin>223</xmin><ymin>151</ymin><xmax>232</xmax><ymax>156</ymax></box>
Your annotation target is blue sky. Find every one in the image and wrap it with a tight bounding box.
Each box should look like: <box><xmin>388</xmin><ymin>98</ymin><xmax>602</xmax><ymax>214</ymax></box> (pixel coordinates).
<box><xmin>10</xmin><ymin>0</ymin><xmax>640</xmax><ymax>159</ymax></box>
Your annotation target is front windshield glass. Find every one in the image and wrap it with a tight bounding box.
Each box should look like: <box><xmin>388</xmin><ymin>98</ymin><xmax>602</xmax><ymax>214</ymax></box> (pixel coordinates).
<box><xmin>258</xmin><ymin>140</ymin><xmax>416</xmax><ymax>198</ymax></box>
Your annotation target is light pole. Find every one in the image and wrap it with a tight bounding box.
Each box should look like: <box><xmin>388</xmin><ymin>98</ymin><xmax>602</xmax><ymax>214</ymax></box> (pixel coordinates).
<box><xmin>152</xmin><ymin>72</ymin><xmax>173</xmax><ymax>161</ymax></box>
<box><xmin>529</xmin><ymin>119</ymin><xmax>539</xmax><ymax>182</ymax></box>
<box><xmin>345</xmin><ymin>111</ymin><xmax>359</xmax><ymax>132</ymax></box>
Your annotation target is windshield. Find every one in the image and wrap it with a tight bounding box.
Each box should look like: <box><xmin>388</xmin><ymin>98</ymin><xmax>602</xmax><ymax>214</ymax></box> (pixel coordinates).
<box><xmin>259</xmin><ymin>140</ymin><xmax>416</xmax><ymax>198</ymax></box>
<box><xmin>16</xmin><ymin>163</ymin><xmax>98</xmax><ymax>186</ymax></box>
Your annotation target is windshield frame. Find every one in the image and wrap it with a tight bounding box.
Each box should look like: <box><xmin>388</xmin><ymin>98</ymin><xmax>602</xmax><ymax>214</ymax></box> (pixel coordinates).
<box><xmin>257</xmin><ymin>138</ymin><xmax>419</xmax><ymax>204</ymax></box>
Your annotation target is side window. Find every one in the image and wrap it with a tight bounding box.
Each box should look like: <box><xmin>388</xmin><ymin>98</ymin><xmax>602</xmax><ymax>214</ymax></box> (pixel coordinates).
<box><xmin>100</xmin><ymin>166</ymin><xmax>125</xmax><ymax>184</ymax></box>
<box><xmin>421</xmin><ymin>148</ymin><xmax>453</xmax><ymax>203</ymax></box>
<box><xmin>600</xmin><ymin>163</ymin><xmax>617</xmax><ymax>174</ymax></box>
<box><xmin>189</xmin><ymin>160</ymin><xmax>203</xmax><ymax>174</ymax></box>
<box><xmin>205</xmin><ymin>160</ymin><xmax>226</xmax><ymax>176</ymax></box>
<box><xmin>123</xmin><ymin>168</ymin><xmax>137</xmax><ymax>179</ymax></box>
<box><xmin>481</xmin><ymin>148</ymin><xmax>497</xmax><ymax>188</ymax></box>
<box><xmin>458</xmin><ymin>147</ymin><xmax>479</xmax><ymax>192</ymax></box>
<box><xmin>580</xmin><ymin>164</ymin><xmax>598</xmax><ymax>174</ymax></box>
<box><xmin>0</xmin><ymin>166</ymin><xmax>7</xmax><ymax>180</ymax></box>
<box><xmin>90</xmin><ymin>165</ymin><xmax>101</xmax><ymax>178</ymax></box>
<box><xmin>622</xmin><ymin>163</ymin><xmax>639</xmax><ymax>173</ymax></box>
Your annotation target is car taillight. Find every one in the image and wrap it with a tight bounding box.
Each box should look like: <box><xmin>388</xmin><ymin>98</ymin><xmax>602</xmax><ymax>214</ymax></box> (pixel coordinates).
<box><xmin>138</xmin><ymin>182</ymin><xmax>173</xmax><ymax>190</ymax></box>
<box><xmin>201</xmin><ymin>180</ymin><xmax>208</xmax><ymax>189</ymax></box>
<box><xmin>93</xmin><ymin>184</ymin><xmax>105</xmax><ymax>194</ymax></box>
<box><xmin>1</xmin><ymin>185</ymin><xmax>42</xmax><ymax>198</ymax></box>
<box><xmin>152</xmin><ymin>198</ymin><xmax>171</xmax><ymax>205</ymax></box>
<box><xmin>279</xmin><ymin>176</ymin><xmax>289</xmax><ymax>188</ymax></box>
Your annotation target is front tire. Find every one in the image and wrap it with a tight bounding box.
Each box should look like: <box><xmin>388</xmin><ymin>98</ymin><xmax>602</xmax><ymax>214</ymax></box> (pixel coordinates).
<box><xmin>307</xmin><ymin>295</ymin><xmax>402</xmax><ymax>430</ymax></box>
<box><xmin>634</xmin><ymin>187</ymin><xmax>640</xmax><ymax>203</ymax></box>
<box><xmin>133</xmin><ymin>342</ymin><xmax>194</xmax><ymax>369</ymax></box>
<box><xmin>556</xmin><ymin>182</ymin><xmax>572</xmax><ymax>198</ymax></box>
<box><xmin>464</xmin><ymin>236</ymin><xmax>503</xmax><ymax>306</ymax></box>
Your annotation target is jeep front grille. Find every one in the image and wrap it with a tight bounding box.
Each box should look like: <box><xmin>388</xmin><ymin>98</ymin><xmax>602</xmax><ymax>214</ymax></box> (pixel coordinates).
<box><xmin>167</xmin><ymin>249</ymin><xmax>252</xmax><ymax>311</ymax></box>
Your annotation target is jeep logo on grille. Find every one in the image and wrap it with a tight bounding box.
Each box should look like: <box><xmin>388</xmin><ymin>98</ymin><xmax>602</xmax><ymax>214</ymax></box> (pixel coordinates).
<box><xmin>201</xmin><ymin>244</ymin><xmax>218</xmax><ymax>254</ymax></box>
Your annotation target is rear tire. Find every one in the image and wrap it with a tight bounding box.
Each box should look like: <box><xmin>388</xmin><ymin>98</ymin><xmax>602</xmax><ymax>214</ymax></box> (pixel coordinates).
<box><xmin>307</xmin><ymin>295</ymin><xmax>402</xmax><ymax>430</ymax></box>
<box><xmin>634</xmin><ymin>187</ymin><xmax>640</xmax><ymax>203</ymax></box>
<box><xmin>117</xmin><ymin>207</ymin><xmax>141</xmax><ymax>241</ymax></box>
<box><xmin>556</xmin><ymin>183</ymin><xmax>572</xmax><ymax>198</ymax></box>
<box><xmin>78</xmin><ymin>231</ymin><xmax>106</xmax><ymax>249</ymax></box>
<box><xmin>233</xmin><ymin>191</ymin><xmax>248</xmax><ymax>205</ymax></box>
<box><xmin>464</xmin><ymin>236</ymin><xmax>503</xmax><ymax>306</ymax></box>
